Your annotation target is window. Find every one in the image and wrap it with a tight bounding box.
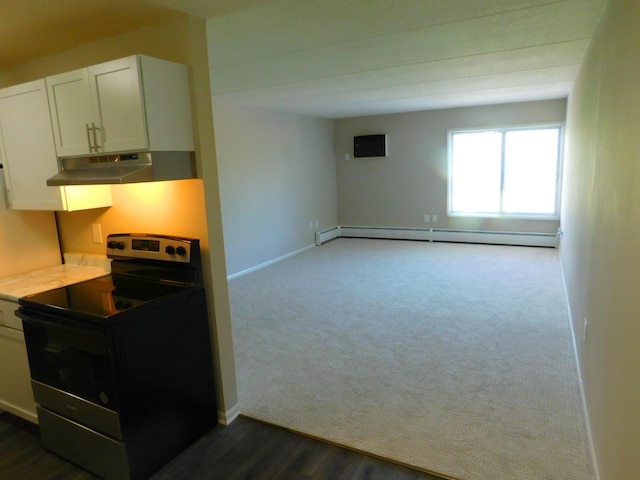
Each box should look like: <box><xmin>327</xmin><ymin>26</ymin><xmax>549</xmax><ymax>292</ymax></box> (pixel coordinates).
<box><xmin>448</xmin><ymin>126</ymin><xmax>562</xmax><ymax>218</ymax></box>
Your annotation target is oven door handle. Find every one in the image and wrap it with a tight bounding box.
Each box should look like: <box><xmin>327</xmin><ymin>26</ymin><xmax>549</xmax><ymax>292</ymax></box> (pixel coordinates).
<box><xmin>18</xmin><ymin>309</ymin><xmax>111</xmax><ymax>357</ymax></box>
<box><xmin>18</xmin><ymin>308</ymin><xmax>95</xmax><ymax>329</ymax></box>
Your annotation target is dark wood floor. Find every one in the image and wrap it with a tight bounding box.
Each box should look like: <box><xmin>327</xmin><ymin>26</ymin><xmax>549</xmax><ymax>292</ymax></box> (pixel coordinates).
<box><xmin>0</xmin><ymin>412</ymin><xmax>447</xmax><ymax>480</ymax></box>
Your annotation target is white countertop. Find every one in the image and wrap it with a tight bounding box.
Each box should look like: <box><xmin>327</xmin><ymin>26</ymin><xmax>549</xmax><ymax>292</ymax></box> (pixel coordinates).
<box><xmin>0</xmin><ymin>253</ymin><xmax>111</xmax><ymax>302</ymax></box>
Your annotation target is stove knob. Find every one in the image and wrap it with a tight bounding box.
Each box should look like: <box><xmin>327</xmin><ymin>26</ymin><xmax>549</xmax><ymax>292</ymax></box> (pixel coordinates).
<box><xmin>116</xmin><ymin>241</ymin><xmax>125</xmax><ymax>250</ymax></box>
<box><xmin>165</xmin><ymin>245</ymin><xmax>176</xmax><ymax>255</ymax></box>
<box><xmin>176</xmin><ymin>246</ymin><xmax>187</xmax><ymax>256</ymax></box>
<box><xmin>107</xmin><ymin>241</ymin><xmax>117</xmax><ymax>249</ymax></box>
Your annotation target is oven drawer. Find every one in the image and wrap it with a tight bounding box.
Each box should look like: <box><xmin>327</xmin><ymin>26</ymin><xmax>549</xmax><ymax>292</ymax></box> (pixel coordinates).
<box><xmin>37</xmin><ymin>406</ymin><xmax>129</xmax><ymax>480</ymax></box>
<box><xmin>32</xmin><ymin>380</ymin><xmax>122</xmax><ymax>439</ymax></box>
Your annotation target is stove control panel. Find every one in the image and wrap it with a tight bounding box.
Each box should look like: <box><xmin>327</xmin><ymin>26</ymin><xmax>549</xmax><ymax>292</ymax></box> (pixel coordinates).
<box><xmin>106</xmin><ymin>234</ymin><xmax>197</xmax><ymax>263</ymax></box>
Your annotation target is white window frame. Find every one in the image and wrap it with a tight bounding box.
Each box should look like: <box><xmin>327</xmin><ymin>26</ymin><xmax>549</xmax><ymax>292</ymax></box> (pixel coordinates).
<box><xmin>447</xmin><ymin>124</ymin><xmax>564</xmax><ymax>220</ymax></box>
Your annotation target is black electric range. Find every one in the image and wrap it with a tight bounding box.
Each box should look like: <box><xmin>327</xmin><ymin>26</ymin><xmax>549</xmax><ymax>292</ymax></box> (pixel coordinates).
<box><xmin>17</xmin><ymin>234</ymin><xmax>218</xmax><ymax>480</ymax></box>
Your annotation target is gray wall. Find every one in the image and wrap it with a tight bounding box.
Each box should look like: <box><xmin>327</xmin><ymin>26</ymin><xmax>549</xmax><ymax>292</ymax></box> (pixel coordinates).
<box><xmin>334</xmin><ymin>100</ymin><xmax>566</xmax><ymax>233</ymax></box>
<box><xmin>213</xmin><ymin>102</ymin><xmax>337</xmax><ymax>276</ymax></box>
<box><xmin>561</xmin><ymin>0</ymin><xmax>640</xmax><ymax>478</ymax></box>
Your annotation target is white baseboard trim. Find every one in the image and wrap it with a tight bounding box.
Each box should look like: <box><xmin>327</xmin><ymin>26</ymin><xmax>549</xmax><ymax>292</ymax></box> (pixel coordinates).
<box><xmin>227</xmin><ymin>244</ymin><xmax>315</xmax><ymax>280</ymax></box>
<box><xmin>559</xmin><ymin>258</ymin><xmax>600</xmax><ymax>480</ymax></box>
<box><xmin>218</xmin><ymin>402</ymin><xmax>242</xmax><ymax>426</ymax></box>
<box><xmin>228</xmin><ymin>227</ymin><xmax>558</xmax><ymax>279</ymax></box>
<box><xmin>322</xmin><ymin>225</ymin><xmax>559</xmax><ymax>248</ymax></box>
<box><xmin>0</xmin><ymin>401</ymin><xmax>38</xmax><ymax>424</ymax></box>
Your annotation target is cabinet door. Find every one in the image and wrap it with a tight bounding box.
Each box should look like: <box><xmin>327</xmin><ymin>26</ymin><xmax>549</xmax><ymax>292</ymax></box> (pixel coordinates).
<box><xmin>0</xmin><ymin>80</ymin><xmax>112</xmax><ymax>211</ymax></box>
<box><xmin>0</xmin><ymin>326</ymin><xmax>37</xmax><ymax>423</ymax></box>
<box><xmin>89</xmin><ymin>56</ymin><xmax>148</xmax><ymax>153</ymax></box>
<box><xmin>0</xmin><ymin>300</ymin><xmax>37</xmax><ymax>423</ymax></box>
<box><xmin>0</xmin><ymin>80</ymin><xmax>66</xmax><ymax>210</ymax></box>
<box><xmin>46</xmin><ymin>69</ymin><xmax>94</xmax><ymax>157</ymax></box>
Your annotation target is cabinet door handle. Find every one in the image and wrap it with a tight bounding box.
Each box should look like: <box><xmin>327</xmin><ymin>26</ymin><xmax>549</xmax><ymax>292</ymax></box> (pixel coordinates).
<box><xmin>91</xmin><ymin>122</ymin><xmax>101</xmax><ymax>152</ymax></box>
<box><xmin>86</xmin><ymin>123</ymin><xmax>95</xmax><ymax>152</ymax></box>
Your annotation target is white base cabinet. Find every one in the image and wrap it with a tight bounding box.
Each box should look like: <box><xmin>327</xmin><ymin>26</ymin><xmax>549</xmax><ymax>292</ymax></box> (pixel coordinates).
<box><xmin>0</xmin><ymin>80</ymin><xmax>112</xmax><ymax>211</ymax></box>
<box><xmin>0</xmin><ymin>299</ymin><xmax>37</xmax><ymax>423</ymax></box>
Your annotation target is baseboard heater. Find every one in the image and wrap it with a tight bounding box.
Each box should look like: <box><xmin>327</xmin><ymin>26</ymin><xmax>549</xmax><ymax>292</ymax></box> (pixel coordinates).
<box><xmin>316</xmin><ymin>226</ymin><xmax>558</xmax><ymax>248</ymax></box>
<box><xmin>315</xmin><ymin>226</ymin><xmax>341</xmax><ymax>245</ymax></box>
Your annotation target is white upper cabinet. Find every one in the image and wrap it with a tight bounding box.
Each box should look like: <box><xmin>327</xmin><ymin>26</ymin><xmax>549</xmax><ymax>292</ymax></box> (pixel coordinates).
<box><xmin>46</xmin><ymin>55</ymin><xmax>194</xmax><ymax>158</ymax></box>
<box><xmin>0</xmin><ymin>80</ymin><xmax>112</xmax><ymax>211</ymax></box>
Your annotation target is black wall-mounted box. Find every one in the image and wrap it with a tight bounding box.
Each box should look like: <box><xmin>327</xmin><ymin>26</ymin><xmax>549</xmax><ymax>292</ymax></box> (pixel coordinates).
<box><xmin>354</xmin><ymin>134</ymin><xmax>387</xmax><ymax>157</ymax></box>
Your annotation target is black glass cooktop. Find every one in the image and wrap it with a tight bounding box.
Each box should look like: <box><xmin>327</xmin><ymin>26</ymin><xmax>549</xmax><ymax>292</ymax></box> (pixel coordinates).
<box><xmin>19</xmin><ymin>274</ymin><xmax>191</xmax><ymax>322</ymax></box>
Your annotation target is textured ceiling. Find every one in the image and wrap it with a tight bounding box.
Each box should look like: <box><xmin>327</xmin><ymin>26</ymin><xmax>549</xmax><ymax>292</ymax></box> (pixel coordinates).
<box><xmin>0</xmin><ymin>0</ymin><xmax>176</xmax><ymax>69</ymax></box>
<box><xmin>1</xmin><ymin>0</ymin><xmax>606</xmax><ymax>119</ymax></box>
<box><xmin>0</xmin><ymin>0</ymin><xmax>272</xmax><ymax>69</ymax></box>
<box><xmin>207</xmin><ymin>0</ymin><xmax>607</xmax><ymax>118</ymax></box>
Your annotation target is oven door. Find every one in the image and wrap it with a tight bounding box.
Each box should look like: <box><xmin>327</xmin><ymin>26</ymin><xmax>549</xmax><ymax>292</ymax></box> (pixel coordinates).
<box><xmin>18</xmin><ymin>308</ymin><xmax>119</xmax><ymax>412</ymax></box>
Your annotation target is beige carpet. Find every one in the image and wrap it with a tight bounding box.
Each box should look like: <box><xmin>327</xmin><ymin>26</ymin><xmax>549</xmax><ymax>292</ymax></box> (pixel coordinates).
<box><xmin>228</xmin><ymin>239</ymin><xmax>594</xmax><ymax>480</ymax></box>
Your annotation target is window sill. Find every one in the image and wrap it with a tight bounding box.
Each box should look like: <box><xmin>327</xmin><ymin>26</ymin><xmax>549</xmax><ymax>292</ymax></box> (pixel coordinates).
<box><xmin>448</xmin><ymin>212</ymin><xmax>559</xmax><ymax>221</ymax></box>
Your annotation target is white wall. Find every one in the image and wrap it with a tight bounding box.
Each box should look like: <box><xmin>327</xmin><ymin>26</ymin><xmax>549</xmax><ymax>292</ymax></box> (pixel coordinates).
<box><xmin>214</xmin><ymin>102</ymin><xmax>337</xmax><ymax>276</ymax></box>
<box><xmin>561</xmin><ymin>0</ymin><xmax>640</xmax><ymax>478</ymax></box>
<box><xmin>334</xmin><ymin>100</ymin><xmax>566</xmax><ymax>233</ymax></box>
<box><xmin>0</xmin><ymin>174</ymin><xmax>61</xmax><ymax>276</ymax></box>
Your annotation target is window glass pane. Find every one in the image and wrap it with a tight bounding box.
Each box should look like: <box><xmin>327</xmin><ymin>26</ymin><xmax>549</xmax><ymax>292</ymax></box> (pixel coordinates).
<box><xmin>503</xmin><ymin>129</ymin><xmax>559</xmax><ymax>214</ymax></box>
<box><xmin>450</xmin><ymin>131</ymin><xmax>502</xmax><ymax>213</ymax></box>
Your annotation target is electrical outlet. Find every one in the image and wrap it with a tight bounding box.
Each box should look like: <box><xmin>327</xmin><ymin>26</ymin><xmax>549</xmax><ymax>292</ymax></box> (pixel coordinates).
<box><xmin>583</xmin><ymin>318</ymin><xmax>588</xmax><ymax>343</ymax></box>
<box><xmin>424</xmin><ymin>214</ymin><xmax>430</xmax><ymax>223</ymax></box>
<box><xmin>432</xmin><ymin>215</ymin><xmax>438</xmax><ymax>223</ymax></box>
<box><xmin>91</xmin><ymin>223</ymin><xmax>103</xmax><ymax>244</ymax></box>
<box><xmin>315</xmin><ymin>220</ymin><xmax>319</xmax><ymax>228</ymax></box>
